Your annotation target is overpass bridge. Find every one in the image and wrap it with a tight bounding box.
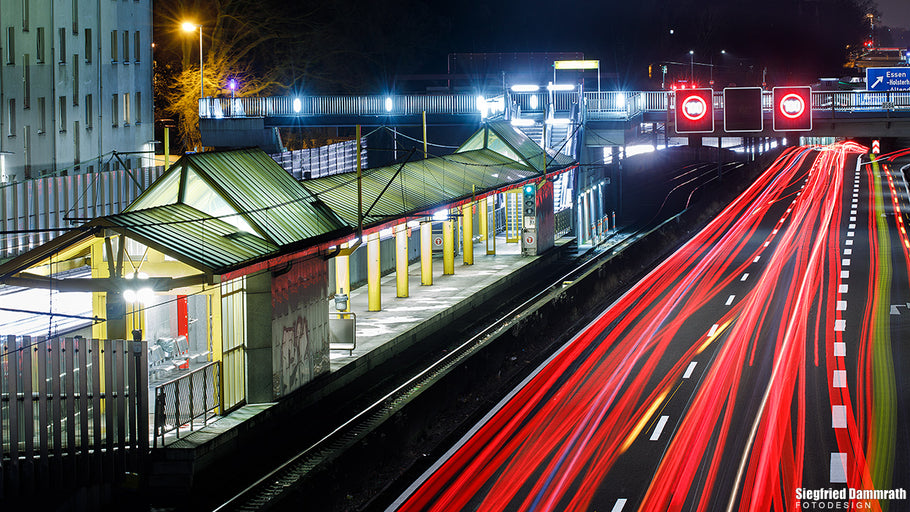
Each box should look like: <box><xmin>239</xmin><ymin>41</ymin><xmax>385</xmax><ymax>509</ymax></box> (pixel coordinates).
<box><xmin>199</xmin><ymin>89</ymin><xmax>910</xmax><ymax>154</ymax></box>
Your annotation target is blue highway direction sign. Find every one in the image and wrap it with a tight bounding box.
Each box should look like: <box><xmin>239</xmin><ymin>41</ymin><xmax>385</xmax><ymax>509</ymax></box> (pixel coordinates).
<box><xmin>866</xmin><ymin>67</ymin><xmax>910</xmax><ymax>91</ymax></box>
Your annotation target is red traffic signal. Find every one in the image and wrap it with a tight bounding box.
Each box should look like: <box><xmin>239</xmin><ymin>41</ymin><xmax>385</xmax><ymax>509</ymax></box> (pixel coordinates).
<box><xmin>674</xmin><ymin>88</ymin><xmax>714</xmax><ymax>134</ymax></box>
<box><xmin>772</xmin><ymin>86</ymin><xmax>812</xmax><ymax>132</ymax></box>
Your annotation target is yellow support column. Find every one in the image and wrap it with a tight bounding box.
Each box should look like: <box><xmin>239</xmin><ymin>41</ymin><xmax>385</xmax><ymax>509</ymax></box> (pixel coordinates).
<box><xmin>443</xmin><ymin>218</ymin><xmax>455</xmax><ymax>275</ymax></box>
<box><xmin>462</xmin><ymin>203</ymin><xmax>474</xmax><ymax>265</ymax></box>
<box><xmin>487</xmin><ymin>197</ymin><xmax>496</xmax><ymax>255</ymax></box>
<box><xmin>396</xmin><ymin>224</ymin><xmax>409</xmax><ymax>297</ymax></box>
<box><xmin>367</xmin><ymin>233</ymin><xmax>381</xmax><ymax>311</ymax></box>
<box><xmin>479</xmin><ymin>197</ymin><xmax>488</xmax><ymax>242</ymax></box>
<box><xmin>334</xmin><ymin>243</ymin><xmax>351</xmax><ymax>311</ymax></box>
<box><xmin>420</xmin><ymin>222</ymin><xmax>433</xmax><ymax>285</ymax></box>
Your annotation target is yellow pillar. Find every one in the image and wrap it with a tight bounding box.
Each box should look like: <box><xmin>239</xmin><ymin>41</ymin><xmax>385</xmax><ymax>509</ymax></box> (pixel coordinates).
<box><xmin>367</xmin><ymin>233</ymin><xmax>381</xmax><ymax>311</ymax></box>
<box><xmin>443</xmin><ymin>219</ymin><xmax>455</xmax><ymax>275</ymax></box>
<box><xmin>334</xmin><ymin>243</ymin><xmax>351</xmax><ymax>312</ymax></box>
<box><xmin>462</xmin><ymin>203</ymin><xmax>474</xmax><ymax>265</ymax></box>
<box><xmin>396</xmin><ymin>224</ymin><xmax>409</xmax><ymax>297</ymax></box>
<box><xmin>479</xmin><ymin>197</ymin><xmax>488</xmax><ymax>242</ymax></box>
<box><xmin>420</xmin><ymin>222</ymin><xmax>433</xmax><ymax>285</ymax></box>
<box><xmin>487</xmin><ymin>197</ymin><xmax>496</xmax><ymax>255</ymax></box>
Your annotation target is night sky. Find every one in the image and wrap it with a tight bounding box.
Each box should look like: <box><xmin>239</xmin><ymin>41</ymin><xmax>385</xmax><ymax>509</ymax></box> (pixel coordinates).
<box><xmin>154</xmin><ymin>0</ymin><xmax>904</xmax><ymax>93</ymax></box>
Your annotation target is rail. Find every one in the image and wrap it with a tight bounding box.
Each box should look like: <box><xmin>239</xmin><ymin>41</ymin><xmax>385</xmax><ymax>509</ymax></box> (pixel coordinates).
<box><xmin>152</xmin><ymin>360</ymin><xmax>221</xmax><ymax>448</ymax></box>
<box><xmin>200</xmin><ymin>89</ymin><xmax>910</xmax><ymax>121</ymax></box>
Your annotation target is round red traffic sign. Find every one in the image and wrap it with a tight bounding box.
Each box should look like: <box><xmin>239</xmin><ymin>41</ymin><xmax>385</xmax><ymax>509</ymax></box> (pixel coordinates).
<box><xmin>681</xmin><ymin>95</ymin><xmax>708</xmax><ymax>121</ymax></box>
<box><xmin>433</xmin><ymin>236</ymin><xmax>443</xmax><ymax>246</ymax></box>
<box><xmin>779</xmin><ymin>93</ymin><xmax>805</xmax><ymax>119</ymax></box>
<box><xmin>525</xmin><ymin>235</ymin><xmax>535</xmax><ymax>245</ymax></box>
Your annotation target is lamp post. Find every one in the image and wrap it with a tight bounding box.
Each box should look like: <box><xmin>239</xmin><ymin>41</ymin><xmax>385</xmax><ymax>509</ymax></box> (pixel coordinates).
<box><xmin>182</xmin><ymin>22</ymin><xmax>203</xmax><ymax>99</ymax></box>
<box><xmin>689</xmin><ymin>50</ymin><xmax>694</xmax><ymax>84</ymax></box>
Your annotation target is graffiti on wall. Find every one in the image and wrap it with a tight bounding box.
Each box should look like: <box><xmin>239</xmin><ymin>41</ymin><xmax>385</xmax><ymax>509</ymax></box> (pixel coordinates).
<box><xmin>271</xmin><ymin>257</ymin><xmax>330</xmax><ymax>397</ymax></box>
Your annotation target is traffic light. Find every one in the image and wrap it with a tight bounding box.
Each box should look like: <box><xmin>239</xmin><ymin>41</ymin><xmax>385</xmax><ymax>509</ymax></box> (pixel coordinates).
<box><xmin>523</xmin><ymin>183</ymin><xmax>537</xmax><ymax>217</ymax></box>
<box><xmin>772</xmin><ymin>86</ymin><xmax>812</xmax><ymax>132</ymax></box>
<box><xmin>674</xmin><ymin>88</ymin><xmax>714</xmax><ymax>133</ymax></box>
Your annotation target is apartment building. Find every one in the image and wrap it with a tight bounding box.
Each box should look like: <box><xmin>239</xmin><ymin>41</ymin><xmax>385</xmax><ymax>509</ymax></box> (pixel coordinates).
<box><xmin>0</xmin><ymin>0</ymin><xmax>153</xmax><ymax>182</ymax></box>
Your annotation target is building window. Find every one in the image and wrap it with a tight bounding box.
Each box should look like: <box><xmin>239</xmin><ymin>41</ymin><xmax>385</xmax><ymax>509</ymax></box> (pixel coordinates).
<box><xmin>37</xmin><ymin>97</ymin><xmax>45</xmax><ymax>134</ymax></box>
<box><xmin>85</xmin><ymin>94</ymin><xmax>92</xmax><ymax>129</ymax></box>
<box><xmin>111</xmin><ymin>94</ymin><xmax>118</xmax><ymax>126</ymax></box>
<box><xmin>7</xmin><ymin>99</ymin><xmax>16</xmax><ymax>136</ymax></box>
<box><xmin>58</xmin><ymin>96</ymin><xmax>66</xmax><ymax>132</ymax></box>
<box><xmin>122</xmin><ymin>93</ymin><xmax>130</xmax><ymax>125</ymax></box>
<box><xmin>58</xmin><ymin>27</ymin><xmax>66</xmax><ymax>63</ymax></box>
<box><xmin>134</xmin><ymin>31</ymin><xmax>140</xmax><ymax>62</ymax></box>
<box><xmin>71</xmin><ymin>0</ymin><xmax>78</xmax><ymax>34</ymax></box>
<box><xmin>135</xmin><ymin>92</ymin><xmax>141</xmax><ymax>123</ymax></box>
<box><xmin>122</xmin><ymin>31</ymin><xmax>129</xmax><ymax>65</ymax></box>
<box><xmin>21</xmin><ymin>0</ymin><xmax>29</xmax><ymax>31</ymax></box>
<box><xmin>23</xmin><ymin>54</ymin><xmax>30</xmax><ymax>108</ymax></box>
<box><xmin>110</xmin><ymin>30</ymin><xmax>117</xmax><ymax>62</ymax></box>
<box><xmin>73</xmin><ymin>121</ymin><xmax>80</xmax><ymax>165</ymax></box>
<box><xmin>72</xmin><ymin>56</ymin><xmax>79</xmax><ymax>104</ymax></box>
<box><xmin>36</xmin><ymin>26</ymin><xmax>45</xmax><ymax>63</ymax></box>
<box><xmin>84</xmin><ymin>28</ymin><xmax>91</xmax><ymax>63</ymax></box>
<box><xmin>6</xmin><ymin>27</ymin><xmax>15</xmax><ymax>64</ymax></box>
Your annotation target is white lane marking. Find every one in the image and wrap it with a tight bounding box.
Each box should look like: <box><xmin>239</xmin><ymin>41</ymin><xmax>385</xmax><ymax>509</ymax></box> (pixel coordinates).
<box><xmin>852</xmin><ymin>198</ymin><xmax>858</xmax><ymax>203</ymax></box>
<box><xmin>853</xmin><ymin>193</ymin><xmax>859</xmax><ymax>197</ymax></box>
<box><xmin>836</xmin><ymin>300</ymin><xmax>847</xmax><ymax>311</ymax></box>
<box><xmin>753</xmin><ymin>255</ymin><xmax>761</xmax><ymax>263</ymax></box>
<box><xmin>851</xmin><ymin>209</ymin><xmax>857</xmax><ymax>215</ymax></box>
<box><xmin>763</xmin><ymin>241</ymin><xmax>770</xmax><ymax>247</ymax></box>
<box><xmin>708</xmin><ymin>324</ymin><xmax>719</xmax><ymax>337</ymax></box>
<box><xmin>847</xmin><ymin>231</ymin><xmax>854</xmax><ymax>237</ymax></box>
<box><xmin>848</xmin><ymin>223</ymin><xmax>855</xmax><ymax>229</ymax></box>
<box><xmin>683</xmin><ymin>361</ymin><xmax>698</xmax><ymax>379</ymax></box>
<box><xmin>842</xmin><ymin>258</ymin><xmax>851</xmax><ymax>266</ymax></box>
<box><xmin>835</xmin><ymin>319</ymin><xmax>846</xmax><ymax>332</ymax></box>
<box><xmin>832</xmin><ymin>406</ymin><xmax>847</xmax><ymax>428</ymax></box>
<box><xmin>839</xmin><ymin>284</ymin><xmax>849</xmax><ymax>293</ymax></box>
<box><xmin>850</xmin><ymin>216</ymin><xmax>856</xmax><ymax>221</ymax></box>
<box><xmin>846</xmin><ymin>239</ymin><xmax>854</xmax><ymax>246</ymax></box>
<box><xmin>741</xmin><ymin>273</ymin><xmax>749</xmax><ymax>281</ymax></box>
<box><xmin>840</xmin><ymin>270</ymin><xmax>850</xmax><ymax>279</ymax></box>
<box><xmin>830</xmin><ymin>453</ymin><xmax>848</xmax><ymax>483</ymax></box>
<box><xmin>726</xmin><ymin>295</ymin><xmax>736</xmax><ymax>306</ymax></box>
<box><xmin>834</xmin><ymin>342</ymin><xmax>846</xmax><ymax>357</ymax></box>
<box><xmin>610</xmin><ymin>499</ymin><xmax>628</xmax><ymax>512</ymax></box>
<box><xmin>772</xmin><ymin>229</ymin><xmax>779</xmax><ymax>235</ymax></box>
<box><xmin>833</xmin><ymin>370</ymin><xmax>847</xmax><ymax>387</ymax></box>
<box><xmin>650</xmin><ymin>416</ymin><xmax>670</xmax><ymax>441</ymax></box>
<box><xmin>844</xmin><ymin>248</ymin><xmax>852</xmax><ymax>256</ymax></box>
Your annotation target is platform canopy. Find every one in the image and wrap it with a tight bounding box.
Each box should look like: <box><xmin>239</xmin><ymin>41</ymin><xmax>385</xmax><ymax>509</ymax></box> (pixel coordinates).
<box><xmin>302</xmin><ymin>121</ymin><xmax>576</xmax><ymax>227</ymax></box>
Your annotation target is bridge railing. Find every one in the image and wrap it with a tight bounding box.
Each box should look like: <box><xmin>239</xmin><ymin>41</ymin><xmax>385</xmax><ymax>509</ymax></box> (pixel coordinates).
<box><xmin>199</xmin><ymin>90</ymin><xmax>910</xmax><ymax>120</ymax></box>
<box><xmin>199</xmin><ymin>94</ymin><xmax>483</xmax><ymax>119</ymax></box>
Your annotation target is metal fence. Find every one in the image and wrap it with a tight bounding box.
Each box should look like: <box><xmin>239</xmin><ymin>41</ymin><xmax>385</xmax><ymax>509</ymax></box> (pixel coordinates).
<box><xmin>152</xmin><ymin>361</ymin><xmax>220</xmax><ymax>448</ymax></box>
<box><xmin>0</xmin><ymin>166</ymin><xmax>165</xmax><ymax>259</ymax></box>
<box><xmin>270</xmin><ymin>139</ymin><xmax>367</xmax><ymax>180</ymax></box>
<box><xmin>0</xmin><ymin>335</ymin><xmax>148</xmax><ymax>500</ymax></box>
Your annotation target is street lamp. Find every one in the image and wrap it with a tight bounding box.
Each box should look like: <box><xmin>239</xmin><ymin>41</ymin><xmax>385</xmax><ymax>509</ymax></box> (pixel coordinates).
<box><xmin>182</xmin><ymin>21</ymin><xmax>203</xmax><ymax>99</ymax></box>
<box><xmin>689</xmin><ymin>50</ymin><xmax>694</xmax><ymax>84</ymax></box>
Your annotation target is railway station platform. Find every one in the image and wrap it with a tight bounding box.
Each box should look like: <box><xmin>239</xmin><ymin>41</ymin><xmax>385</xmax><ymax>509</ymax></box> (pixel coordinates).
<box><xmin>148</xmin><ymin>232</ymin><xmax>579</xmax><ymax>499</ymax></box>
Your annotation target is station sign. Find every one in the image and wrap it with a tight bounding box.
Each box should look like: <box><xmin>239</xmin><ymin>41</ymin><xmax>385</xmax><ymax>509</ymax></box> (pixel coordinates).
<box><xmin>674</xmin><ymin>88</ymin><xmax>714</xmax><ymax>134</ymax></box>
<box><xmin>866</xmin><ymin>67</ymin><xmax>910</xmax><ymax>91</ymax></box>
<box><xmin>772</xmin><ymin>86</ymin><xmax>812</xmax><ymax>132</ymax></box>
<box><xmin>723</xmin><ymin>87</ymin><xmax>763</xmax><ymax>132</ymax></box>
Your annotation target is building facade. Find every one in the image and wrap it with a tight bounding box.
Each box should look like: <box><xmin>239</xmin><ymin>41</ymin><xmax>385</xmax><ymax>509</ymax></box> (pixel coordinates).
<box><xmin>0</xmin><ymin>0</ymin><xmax>153</xmax><ymax>183</ymax></box>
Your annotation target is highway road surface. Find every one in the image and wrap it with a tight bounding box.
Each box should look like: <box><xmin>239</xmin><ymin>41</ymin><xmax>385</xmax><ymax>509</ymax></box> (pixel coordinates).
<box><xmin>387</xmin><ymin>143</ymin><xmax>910</xmax><ymax>512</ymax></box>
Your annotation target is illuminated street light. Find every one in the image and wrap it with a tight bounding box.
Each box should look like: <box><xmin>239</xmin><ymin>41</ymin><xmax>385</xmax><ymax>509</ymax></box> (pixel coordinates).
<box><xmin>182</xmin><ymin>21</ymin><xmax>204</xmax><ymax>99</ymax></box>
